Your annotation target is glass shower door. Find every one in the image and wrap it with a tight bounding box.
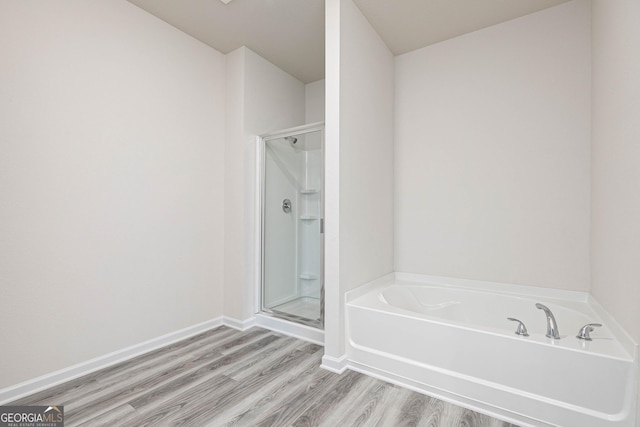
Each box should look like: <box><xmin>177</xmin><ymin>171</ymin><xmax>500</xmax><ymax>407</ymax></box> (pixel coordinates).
<box><xmin>261</xmin><ymin>125</ymin><xmax>323</xmax><ymax>328</ymax></box>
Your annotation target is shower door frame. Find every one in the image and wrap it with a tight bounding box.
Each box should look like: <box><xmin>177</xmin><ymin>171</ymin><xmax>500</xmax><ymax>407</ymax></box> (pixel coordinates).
<box><xmin>258</xmin><ymin>122</ymin><xmax>325</xmax><ymax>329</ymax></box>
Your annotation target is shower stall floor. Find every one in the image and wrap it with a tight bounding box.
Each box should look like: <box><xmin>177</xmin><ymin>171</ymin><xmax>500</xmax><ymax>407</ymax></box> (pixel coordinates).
<box><xmin>271</xmin><ymin>296</ymin><xmax>321</xmax><ymax>324</ymax></box>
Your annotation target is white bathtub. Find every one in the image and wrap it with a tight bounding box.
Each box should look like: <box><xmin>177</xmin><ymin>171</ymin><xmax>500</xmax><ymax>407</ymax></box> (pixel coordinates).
<box><xmin>346</xmin><ymin>273</ymin><xmax>638</xmax><ymax>427</ymax></box>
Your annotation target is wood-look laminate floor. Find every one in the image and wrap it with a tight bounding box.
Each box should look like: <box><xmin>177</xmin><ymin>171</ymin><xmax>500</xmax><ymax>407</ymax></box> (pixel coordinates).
<box><xmin>11</xmin><ymin>326</ymin><xmax>520</xmax><ymax>427</ymax></box>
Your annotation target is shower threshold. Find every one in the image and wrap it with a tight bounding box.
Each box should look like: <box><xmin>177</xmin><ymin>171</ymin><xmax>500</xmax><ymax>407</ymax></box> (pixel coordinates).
<box><xmin>268</xmin><ymin>297</ymin><xmax>322</xmax><ymax>328</ymax></box>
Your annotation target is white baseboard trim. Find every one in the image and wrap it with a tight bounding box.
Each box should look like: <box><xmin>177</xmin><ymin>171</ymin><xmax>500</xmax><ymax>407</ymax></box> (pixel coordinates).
<box><xmin>222</xmin><ymin>316</ymin><xmax>257</xmax><ymax>331</ymax></box>
<box><xmin>321</xmin><ymin>353</ymin><xmax>349</xmax><ymax>374</ymax></box>
<box><xmin>0</xmin><ymin>317</ymin><xmax>224</xmax><ymax>405</ymax></box>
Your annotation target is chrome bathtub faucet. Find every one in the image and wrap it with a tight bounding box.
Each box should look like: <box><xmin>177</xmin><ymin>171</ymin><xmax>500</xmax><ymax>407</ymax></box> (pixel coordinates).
<box><xmin>507</xmin><ymin>318</ymin><xmax>529</xmax><ymax>336</ymax></box>
<box><xmin>535</xmin><ymin>303</ymin><xmax>560</xmax><ymax>339</ymax></box>
<box><xmin>576</xmin><ymin>323</ymin><xmax>602</xmax><ymax>341</ymax></box>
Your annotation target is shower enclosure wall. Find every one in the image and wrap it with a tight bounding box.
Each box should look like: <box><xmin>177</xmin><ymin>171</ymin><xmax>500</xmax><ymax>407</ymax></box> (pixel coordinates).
<box><xmin>260</xmin><ymin>123</ymin><xmax>324</xmax><ymax>328</ymax></box>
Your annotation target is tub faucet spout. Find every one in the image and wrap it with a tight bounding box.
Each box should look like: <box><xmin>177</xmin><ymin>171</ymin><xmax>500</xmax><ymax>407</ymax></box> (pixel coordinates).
<box><xmin>535</xmin><ymin>303</ymin><xmax>560</xmax><ymax>339</ymax></box>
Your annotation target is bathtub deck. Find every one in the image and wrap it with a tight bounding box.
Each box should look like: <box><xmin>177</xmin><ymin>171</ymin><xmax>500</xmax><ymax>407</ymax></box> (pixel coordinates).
<box><xmin>9</xmin><ymin>326</ymin><xmax>517</xmax><ymax>426</ymax></box>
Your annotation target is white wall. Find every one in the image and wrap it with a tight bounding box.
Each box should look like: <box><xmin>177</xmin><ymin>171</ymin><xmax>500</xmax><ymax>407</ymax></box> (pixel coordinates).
<box><xmin>0</xmin><ymin>0</ymin><xmax>226</xmax><ymax>388</ymax></box>
<box><xmin>223</xmin><ymin>48</ymin><xmax>246</xmax><ymax>323</ymax></box>
<box><xmin>224</xmin><ymin>47</ymin><xmax>305</xmax><ymax>322</ymax></box>
<box><xmin>324</xmin><ymin>0</ymin><xmax>395</xmax><ymax>359</ymax></box>
<box><xmin>305</xmin><ymin>79</ymin><xmax>326</xmax><ymax>124</ymax></box>
<box><xmin>339</xmin><ymin>0</ymin><xmax>394</xmax><ymax>292</ymax></box>
<box><xmin>324</xmin><ymin>0</ymin><xmax>342</xmax><ymax>359</ymax></box>
<box><xmin>590</xmin><ymin>4</ymin><xmax>640</xmax><ymax>415</ymax></box>
<box><xmin>394</xmin><ymin>0</ymin><xmax>591</xmax><ymax>291</ymax></box>
<box><xmin>591</xmin><ymin>0</ymin><xmax>640</xmax><ymax>345</ymax></box>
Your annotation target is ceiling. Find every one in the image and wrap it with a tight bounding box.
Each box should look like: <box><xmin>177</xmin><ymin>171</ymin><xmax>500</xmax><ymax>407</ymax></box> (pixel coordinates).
<box><xmin>127</xmin><ymin>0</ymin><xmax>325</xmax><ymax>83</ymax></box>
<box><xmin>127</xmin><ymin>0</ymin><xmax>571</xmax><ymax>84</ymax></box>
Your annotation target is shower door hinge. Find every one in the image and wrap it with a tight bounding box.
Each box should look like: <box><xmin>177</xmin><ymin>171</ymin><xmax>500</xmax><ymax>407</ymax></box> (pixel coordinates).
<box><xmin>320</xmin><ymin>218</ymin><xmax>324</xmax><ymax>234</ymax></box>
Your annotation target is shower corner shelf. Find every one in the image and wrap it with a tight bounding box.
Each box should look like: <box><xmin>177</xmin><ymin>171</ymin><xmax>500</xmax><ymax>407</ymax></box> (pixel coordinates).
<box><xmin>300</xmin><ymin>273</ymin><xmax>319</xmax><ymax>280</ymax></box>
<box><xmin>300</xmin><ymin>215</ymin><xmax>318</xmax><ymax>220</ymax></box>
<box><xmin>300</xmin><ymin>189</ymin><xmax>319</xmax><ymax>194</ymax></box>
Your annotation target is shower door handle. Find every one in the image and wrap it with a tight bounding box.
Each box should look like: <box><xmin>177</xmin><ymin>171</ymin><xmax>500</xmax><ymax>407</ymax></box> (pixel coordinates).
<box><xmin>320</xmin><ymin>218</ymin><xmax>324</xmax><ymax>234</ymax></box>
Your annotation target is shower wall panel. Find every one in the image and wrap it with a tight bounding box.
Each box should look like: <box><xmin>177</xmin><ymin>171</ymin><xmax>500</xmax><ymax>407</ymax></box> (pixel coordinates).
<box><xmin>263</xmin><ymin>150</ymin><xmax>298</xmax><ymax>306</ymax></box>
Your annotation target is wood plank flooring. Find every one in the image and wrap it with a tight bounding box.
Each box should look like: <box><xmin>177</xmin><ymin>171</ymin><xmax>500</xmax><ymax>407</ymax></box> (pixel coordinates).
<box><xmin>11</xmin><ymin>326</ymin><xmax>520</xmax><ymax>427</ymax></box>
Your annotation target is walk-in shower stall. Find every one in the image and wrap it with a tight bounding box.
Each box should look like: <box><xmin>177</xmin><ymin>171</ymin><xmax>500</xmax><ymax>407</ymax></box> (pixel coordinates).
<box><xmin>259</xmin><ymin>123</ymin><xmax>324</xmax><ymax>329</ymax></box>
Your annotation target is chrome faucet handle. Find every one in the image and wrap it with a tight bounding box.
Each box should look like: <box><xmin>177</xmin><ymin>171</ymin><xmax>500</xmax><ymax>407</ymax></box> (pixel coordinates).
<box><xmin>507</xmin><ymin>318</ymin><xmax>529</xmax><ymax>337</ymax></box>
<box><xmin>576</xmin><ymin>323</ymin><xmax>602</xmax><ymax>341</ymax></box>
